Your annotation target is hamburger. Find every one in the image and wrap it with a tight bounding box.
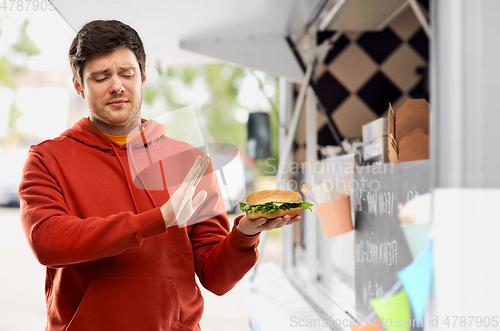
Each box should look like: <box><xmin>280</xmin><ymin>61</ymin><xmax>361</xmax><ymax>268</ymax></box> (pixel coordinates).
<box><xmin>239</xmin><ymin>189</ymin><xmax>313</xmax><ymax>220</ymax></box>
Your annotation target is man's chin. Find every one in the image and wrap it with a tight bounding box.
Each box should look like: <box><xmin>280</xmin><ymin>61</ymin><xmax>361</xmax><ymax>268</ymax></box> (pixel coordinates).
<box><xmin>90</xmin><ymin>111</ymin><xmax>141</xmax><ymax>132</ymax></box>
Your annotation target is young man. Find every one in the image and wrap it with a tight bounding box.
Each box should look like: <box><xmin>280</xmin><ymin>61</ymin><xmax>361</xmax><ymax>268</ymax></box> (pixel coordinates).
<box><xmin>18</xmin><ymin>20</ymin><xmax>301</xmax><ymax>331</ymax></box>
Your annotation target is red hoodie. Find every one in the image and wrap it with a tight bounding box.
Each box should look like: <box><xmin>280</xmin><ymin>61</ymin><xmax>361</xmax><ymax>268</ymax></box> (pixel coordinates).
<box><xmin>18</xmin><ymin>118</ymin><xmax>259</xmax><ymax>331</ymax></box>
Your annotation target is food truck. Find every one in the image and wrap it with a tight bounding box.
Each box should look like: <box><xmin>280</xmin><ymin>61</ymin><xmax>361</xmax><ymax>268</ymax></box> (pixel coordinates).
<box><xmin>52</xmin><ymin>1</ymin><xmax>500</xmax><ymax>330</ymax></box>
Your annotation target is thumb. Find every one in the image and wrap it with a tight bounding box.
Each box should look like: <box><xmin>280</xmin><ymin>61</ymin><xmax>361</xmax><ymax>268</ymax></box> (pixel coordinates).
<box><xmin>191</xmin><ymin>190</ymin><xmax>208</xmax><ymax>210</ymax></box>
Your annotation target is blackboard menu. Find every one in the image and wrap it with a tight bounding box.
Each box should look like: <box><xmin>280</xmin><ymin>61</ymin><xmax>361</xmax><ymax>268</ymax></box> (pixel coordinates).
<box><xmin>351</xmin><ymin>160</ymin><xmax>431</xmax><ymax>329</ymax></box>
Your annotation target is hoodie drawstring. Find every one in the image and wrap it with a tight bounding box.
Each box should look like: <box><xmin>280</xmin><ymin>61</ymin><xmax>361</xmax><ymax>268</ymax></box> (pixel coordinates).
<box><xmin>124</xmin><ymin>143</ymin><xmax>160</xmax><ymax>209</ymax></box>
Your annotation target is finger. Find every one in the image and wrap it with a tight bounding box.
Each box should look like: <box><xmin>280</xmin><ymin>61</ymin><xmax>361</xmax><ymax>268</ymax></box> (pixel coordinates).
<box><xmin>192</xmin><ymin>155</ymin><xmax>209</xmax><ymax>187</ymax></box>
<box><xmin>180</xmin><ymin>155</ymin><xmax>207</xmax><ymax>194</ymax></box>
<box><xmin>258</xmin><ymin>217</ymin><xmax>284</xmax><ymax>231</ymax></box>
<box><xmin>275</xmin><ymin>216</ymin><xmax>291</xmax><ymax>227</ymax></box>
<box><xmin>286</xmin><ymin>215</ymin><xmax>302</xmax><ymax>222</ymax></box>
<box><xmin>191</xmin><ymin>190</ymin><xmax>208</xmax><ymax>210</ymax></box>
<box><xmin>185</xmin><ymin>155</ymin><xmax>207</xmax><ymax>188</ymax></box>
<box><xmin>253</xmin><ymin>217</ymin><xmax>270</xmax><ymax>227</ymax></box>
<box><xmin>284</xmin><ymin>219</ymin><xmax>300</xmax><ymax>226</ymax></box>
<box><xmin>182</xmin><ymin>155</ymin><xmax>202</xmax><ymax>184</ymax></box>
<box><xmin>274</xmin><ymin>222</ymin><xmax>287</xmax><ymax>229</ymax></box>
<box><xmin>185</xmin><ymin>156</ymin><xmax>208</xmax><ymax>196</ymax></box>
<box><xmin>182</xmin><ymin>186</ymin><xmax>195</xmax><ymax>205</ymax></box>
<box><xmin>283</xmin><ymin>216</ymin><xmax>302</xmax><ymax>226</ymax></box>
<box><xmin>180</xmin><ymin>176</ymin><xmax>197</xmax><ymax>201</ymax></box>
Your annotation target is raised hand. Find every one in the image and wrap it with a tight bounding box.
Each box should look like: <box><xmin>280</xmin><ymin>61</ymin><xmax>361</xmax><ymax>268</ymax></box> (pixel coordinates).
<box><xmin>161</xmin><ymin>154</ymin><xmax>210</xmax><ymax>228</ymax></box>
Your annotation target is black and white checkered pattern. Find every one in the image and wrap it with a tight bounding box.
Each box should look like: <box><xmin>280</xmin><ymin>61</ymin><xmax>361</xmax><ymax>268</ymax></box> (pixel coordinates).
<box><xmin>294</xmin><ymin>0</ymin><xmax>429</xmax><ymax>155</ymax></box>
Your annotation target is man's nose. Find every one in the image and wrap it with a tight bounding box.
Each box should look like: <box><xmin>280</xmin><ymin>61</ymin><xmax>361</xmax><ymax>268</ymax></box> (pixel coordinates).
<box><xmin>109</xmin><ymin>76</ymin><xmax>124</xmax><ymax>94</ymax></box>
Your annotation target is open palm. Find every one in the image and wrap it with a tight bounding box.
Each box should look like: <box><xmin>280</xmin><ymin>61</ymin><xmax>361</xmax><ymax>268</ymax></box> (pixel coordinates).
<box><xmin>161</xmin><ymin>154</ymin><xmax>210</xmax><ymax>227</ymax></box>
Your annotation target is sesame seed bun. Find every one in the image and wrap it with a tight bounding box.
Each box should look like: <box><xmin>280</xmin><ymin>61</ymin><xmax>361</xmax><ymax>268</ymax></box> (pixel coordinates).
<box><xmin>246</xmin><ymin>189</ymin><xmax>302</xmax><ymax>206</ymax></box>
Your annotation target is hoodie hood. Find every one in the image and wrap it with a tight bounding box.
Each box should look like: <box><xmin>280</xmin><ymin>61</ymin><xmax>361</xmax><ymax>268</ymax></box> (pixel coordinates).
<box><xmin>60</xmin><ymin>117</ymin><xmax>166</xmax><ymax>152</ymax></box>
<box><xmin>59</xmin><ymin>117</ymin><xmax>167</xmax><ymax>211</ymax></box>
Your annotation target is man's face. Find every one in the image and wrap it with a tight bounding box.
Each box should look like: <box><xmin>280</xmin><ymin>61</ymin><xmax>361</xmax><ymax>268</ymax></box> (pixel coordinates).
<box><xmin>73</xmin><ymin>47</ymin><xmax>146</xmax><ymax>133</ymax></box>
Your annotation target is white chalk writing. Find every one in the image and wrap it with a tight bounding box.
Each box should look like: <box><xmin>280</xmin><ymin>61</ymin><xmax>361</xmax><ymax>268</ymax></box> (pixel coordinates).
<box><xmin>356</xmin><ymin>240</ymin><xmax>398</xmax><ymax>266</ymax></box>
<box><xmin>367</xmin><ymin>191</ymin><xmax>394</xmax><ymax>216</ymax></box>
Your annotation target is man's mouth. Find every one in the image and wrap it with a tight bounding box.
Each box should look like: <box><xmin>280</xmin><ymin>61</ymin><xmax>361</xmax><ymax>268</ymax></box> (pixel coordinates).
<box><xmin>107</xmin><ymin>99</ymin><xmax>128</xmax><ymax>107</ymax></box>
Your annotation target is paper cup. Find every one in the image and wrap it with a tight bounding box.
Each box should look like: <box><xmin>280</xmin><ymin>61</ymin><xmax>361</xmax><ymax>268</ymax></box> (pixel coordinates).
<box><xmin>400</xmin><ymin>222</ymin><xmax>430</xmax><ymax>258</ymax></box>
<box><xmin>315</xmin><ymin>194</ymin><xmax>353</xmax><ymax>237</ymax></box>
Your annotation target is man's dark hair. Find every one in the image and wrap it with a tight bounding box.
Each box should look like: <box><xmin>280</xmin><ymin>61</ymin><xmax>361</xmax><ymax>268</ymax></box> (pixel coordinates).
<box><xmin>69</xmin><ymin>20</ymin><xmax>146</xmax><ymax>86</ymax></box>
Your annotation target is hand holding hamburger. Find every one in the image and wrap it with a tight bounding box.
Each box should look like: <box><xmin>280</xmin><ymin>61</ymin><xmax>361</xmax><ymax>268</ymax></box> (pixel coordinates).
<box><xmin>235</xmin><ymin>189</ymin><xmax>313</xmax><ymax>236</ymax></box>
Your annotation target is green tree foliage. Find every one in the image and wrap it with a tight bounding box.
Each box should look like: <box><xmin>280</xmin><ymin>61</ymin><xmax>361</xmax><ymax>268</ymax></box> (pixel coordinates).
<box><xmin>201</xmin><ymin>64</ymin><xmax>246</xmax><ymax>149</ymax></box>
<box><xmin>143</xmin><ymin>63</ymin><xmax>280</xmax><ymax>168</ymax></box>
<box><xmin>8</xmin><ymin>98</ymin><xmax>24</xmax><ymax>128</ymax></box>
<box><xmin>12</xmin><ymin>19</ymin><xmax>41</xmax><ymax>57</ymax></box>
<box><xmin>0</xmin><ymin>17</ymin><xmax>41</xmax><ymax>144</ymax></box>
<box><xmin>0</xmin><ymin>57</ymin><xmax>14</xmax><ymax>87</ymax></box>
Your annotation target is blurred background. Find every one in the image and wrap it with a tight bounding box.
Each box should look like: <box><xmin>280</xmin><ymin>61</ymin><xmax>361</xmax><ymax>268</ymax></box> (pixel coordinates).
<box><xmin>0</xmin><ymin>5</ymin><xmax>282</xmax><ymax>330</ymax></box>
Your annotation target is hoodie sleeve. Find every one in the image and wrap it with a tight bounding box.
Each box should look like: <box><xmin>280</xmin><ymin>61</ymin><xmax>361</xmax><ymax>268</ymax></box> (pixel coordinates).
<box><xmin>188</xmin><ymin>162</ymin><xmax>260</xmax><ymax>296</ymax></box>
<box><xmin>19</xmin><ymin>147</ymin><xmax>167</xmax><ymax>268</ymax></box>
<box><xmin>189</xmin><ymin>215</ymin><xmax>260</xmax><ymax>296</ymax></box>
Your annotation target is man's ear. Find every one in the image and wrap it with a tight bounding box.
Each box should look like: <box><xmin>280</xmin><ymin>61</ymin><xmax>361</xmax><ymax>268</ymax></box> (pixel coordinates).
<box><xmin>141</xmin><ymin>70</ymin><xmax>147</xmax><ymax>88</ymax></box>
<box><xmin>72</xmin><ymin>76</ymin><xmax>85</xmax><ymax>99</ymax></box>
